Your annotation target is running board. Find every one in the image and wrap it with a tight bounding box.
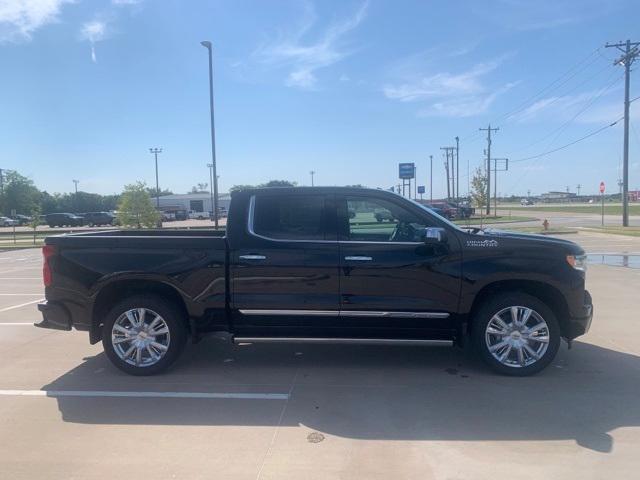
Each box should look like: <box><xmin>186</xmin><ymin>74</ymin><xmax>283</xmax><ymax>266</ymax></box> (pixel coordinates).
<box><xmin>233</xmin><ymin>337</ymin><xmax>454</xmax><ymax>347</ymax></box>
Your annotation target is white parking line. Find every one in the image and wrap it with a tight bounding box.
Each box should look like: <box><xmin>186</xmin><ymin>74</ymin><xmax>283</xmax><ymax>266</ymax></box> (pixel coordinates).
<box><xmin>0</xmin><ymin>298</ymin><xmax>44</xmax><ymax>312</ymax></box>
<box><xmin>0</xmin><ymin>293</ymin><xmax>44</xmax><ymax>296</ymax></box>
<box><xmin>0</xmin><ymin>323</ymin><xmax>35</xmax><ymax>326</ymax></box>
<box><xmin>0</xmin><ymin>390</ymin><xmax>289</xmax><ymax>400</ymax></box>
<box><xmin>0</xmin><ymin>278</ymin><xmax>41</xmax><ymax>280</ymax></box>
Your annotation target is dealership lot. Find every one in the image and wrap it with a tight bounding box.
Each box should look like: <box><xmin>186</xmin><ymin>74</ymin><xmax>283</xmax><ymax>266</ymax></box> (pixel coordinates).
<box><xmin>0</xmin><ymin>236</ymin><xmax>639</xmax><ymax>479</ymax></box>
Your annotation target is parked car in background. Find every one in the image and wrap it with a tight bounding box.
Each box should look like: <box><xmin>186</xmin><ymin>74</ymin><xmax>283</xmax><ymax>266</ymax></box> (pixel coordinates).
<box><xmin>0</xmin><ymin>216</ymin><xmax>17</xmax><ymax>227</ymax></box>
<box><xmin>188</xmin><ymin>211</ymin><xmax>210</xmax><ymax>220</ymax></box>
<box><xmin>521</xmin><ymin>198</ymin><xmax>535</xmax><ymax>206</ymax></box>
<box><xmin>374</xmin><ymin>208</ymin><xmax>394</xmax><ymax>222</ymax></box>
<box><xmin>12</xmin><ymin>214</ymin><xmax>32</xmax><ymax>226</ymax></box>
<box><xmin>426</xmin><ymin>202</ymin><xmax>457</xmax><ymax>219</ymax></box>
<box><xmin>45</xmin><ymin>213</ymin><xmax>84</xmax><ymax>228</ymax></box>
<box><xmin>82</xmin><ymin>212</ymin><xmax>115</xmax><ymax>227</ymax></box>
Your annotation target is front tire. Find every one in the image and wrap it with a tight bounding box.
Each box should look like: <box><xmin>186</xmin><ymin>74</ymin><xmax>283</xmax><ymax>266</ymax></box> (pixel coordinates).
<box><xmin>102</xmin><ymin>295</ymin><xmax>187</xmax><ymax>375</ymax></box>
<box><xmin>472</xmin><ymin>292</ymin><xmax>561</xmax><ymax>376</ymax></box>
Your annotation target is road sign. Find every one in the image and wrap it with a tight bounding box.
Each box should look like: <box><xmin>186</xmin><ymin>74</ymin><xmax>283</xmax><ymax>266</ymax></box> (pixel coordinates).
<box><xmin>599</xmin><ymin>181</ymin><xmax>605</xmax><ymax>193</ymax></box>
<box><xmin>417</xmin><ymin>185</ymin><xmax>425</xmax><ymax>194</ymax></box>
<box><xmin>399</xmin><ymin>163</ymin><xmax>415</xmax><ymax>179</ymax></box>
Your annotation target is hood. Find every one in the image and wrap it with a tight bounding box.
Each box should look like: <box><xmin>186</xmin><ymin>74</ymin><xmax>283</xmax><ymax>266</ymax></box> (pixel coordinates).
<box><xmin>479</xmin><ymin>229</ymin><xmax>584</xmax><ymax>255</ymax></box>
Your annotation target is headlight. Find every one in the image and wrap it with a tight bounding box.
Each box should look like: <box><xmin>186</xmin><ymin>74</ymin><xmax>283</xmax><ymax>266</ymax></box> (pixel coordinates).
<box><xmin>566</xmin><ymin>254</ymin><xmax>587</xmax><ymax>271</ymax></box>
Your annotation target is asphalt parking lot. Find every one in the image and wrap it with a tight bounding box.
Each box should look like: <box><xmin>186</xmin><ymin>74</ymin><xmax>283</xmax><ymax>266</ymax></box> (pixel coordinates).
<box><xmin>0</xmin><ymin>235</ymin><xmax>639</xmax><ymax>479</ymax></box>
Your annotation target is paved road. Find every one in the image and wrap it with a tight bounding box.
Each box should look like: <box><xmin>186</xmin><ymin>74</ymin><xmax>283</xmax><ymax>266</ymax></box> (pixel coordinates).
<box><xmin>0</xmin><ymin>240</ymin><xmax>638</xmax><ymax>479</ymax></box>
<box><xmin>496</xmin><ymin>207</ymin><xmax>640</xmax><ymax>228</ymax></box>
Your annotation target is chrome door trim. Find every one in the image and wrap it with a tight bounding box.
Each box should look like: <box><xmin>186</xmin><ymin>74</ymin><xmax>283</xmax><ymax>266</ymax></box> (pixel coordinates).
<box><xmin>238</xmin><ymin>309</ymin><xmax>339</xmax><ymax>316</ymax></box>
<box><xmin>340</xmin><ymin>311</ymin><xmax>450</xmax><ymax>319</ymax></box>
<box><xmin>238</xmin><ymin>309</ymin><xmax>449</xmax><ymax>319</ymax></box>
<box><xmin>344</xmin><ymin>256</ymin><xmax>373</xmax><ymax>261</ymax></box>
<box><xmin>238</xmin><ymin>254</ymin><xmax>267</xmax><ymax>260</ymax></box>
<box><xmin>233</xmin><ymin>337</ymin><xmax>453</xmax><ymax>347</ymax></box>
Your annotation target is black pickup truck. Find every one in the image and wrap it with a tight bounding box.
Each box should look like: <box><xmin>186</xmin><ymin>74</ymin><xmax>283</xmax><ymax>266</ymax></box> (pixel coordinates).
<box><xmin>37</xmin><ymin>187</ymin><xmax>593</xmax><ymax>376</ymax></box>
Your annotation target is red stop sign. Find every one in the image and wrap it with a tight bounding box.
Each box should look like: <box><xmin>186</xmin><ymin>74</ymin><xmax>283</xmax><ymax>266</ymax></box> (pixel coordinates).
<box><xmin>599</xmin><ymin>181</ymin><xmax>605</xmax><ymax>193</ymax></box>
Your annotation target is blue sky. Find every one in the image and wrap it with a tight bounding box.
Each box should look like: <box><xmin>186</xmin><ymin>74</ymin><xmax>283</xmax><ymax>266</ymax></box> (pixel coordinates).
<box><xmin>0</xmin><ymin>0</ymin><xmax>638</xmax><ymax>198</ymax></box>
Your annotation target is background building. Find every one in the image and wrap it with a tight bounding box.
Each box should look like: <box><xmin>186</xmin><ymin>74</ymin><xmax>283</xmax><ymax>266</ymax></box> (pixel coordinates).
<box><xmin>157</xmin><ymin>193</ymin><xmax>231</xmax><ymax>214</ymax></box>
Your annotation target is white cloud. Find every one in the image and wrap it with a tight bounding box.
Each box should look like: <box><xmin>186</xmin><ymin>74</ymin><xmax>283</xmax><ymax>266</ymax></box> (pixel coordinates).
<box><xmin>256</xmin><ymin>1</ymin><xmax>368</xmax><ymax>90</ymax></box>
<box><xmin>384</xmin><ymin>55</ymin><xmax>514</xmax><ymax>117</ymax></box>
<box><xmin>80</xmin><ymin>20</ymin><xmax>108</xmax><ymax>63</ymax></box>
<box><xmin>0</xmin><ymin>0</ymin><xmax>73</xmax><ymax>43</ymax></box>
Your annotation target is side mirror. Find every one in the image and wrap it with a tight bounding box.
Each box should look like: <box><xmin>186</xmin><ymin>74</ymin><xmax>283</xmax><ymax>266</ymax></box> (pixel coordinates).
<box><xmin>423</xmin><ymin>227</ymin><xmax>447</xmax><ymax>243</ymax></box>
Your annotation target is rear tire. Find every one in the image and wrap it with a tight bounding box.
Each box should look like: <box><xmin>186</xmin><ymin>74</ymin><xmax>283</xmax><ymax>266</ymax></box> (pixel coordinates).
<box><xmin>472</xmin><ymin>292</ymin><xmax>561</xmax><ymax>376</ymax></box>
<box><xmin>102</xmin><ymin>295</ymin><xmax>187</xmax><ymax>376</ymax></box>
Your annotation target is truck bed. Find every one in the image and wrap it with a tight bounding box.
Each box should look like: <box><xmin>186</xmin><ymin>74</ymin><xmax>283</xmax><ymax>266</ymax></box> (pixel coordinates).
<box><xmin>45</xmin><ymin>229</ymin><xmax>227</xmax><ymax>249</ymax></box>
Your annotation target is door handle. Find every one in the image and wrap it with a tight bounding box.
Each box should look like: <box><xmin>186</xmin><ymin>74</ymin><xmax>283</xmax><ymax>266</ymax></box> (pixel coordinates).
<box><xmin>344</xmin><ymin>256</ymin><xmax>372</xmax><ymax>261</ymax></box>
<box><xmin>239</xmin><ymin>254</ymin><xmax>267</xmax><ymax>260</ymax></box>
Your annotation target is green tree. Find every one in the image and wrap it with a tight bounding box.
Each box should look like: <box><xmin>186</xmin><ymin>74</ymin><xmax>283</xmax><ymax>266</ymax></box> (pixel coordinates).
<box><xmin>470</xmin><ymin>167</ymin><xmax>488</xmax><ymax>210</ymax></box>
<box><xmin>116</xmin><ymin>182</ymin><xmax>160</xmax><ymax>228</ymax></box>
<box><xmin>29</xmin><ymin>205</ymin><xmax>42</xmax><ymax>245</ymax></box>
<box><xmin>0</xmin><ymin>171</ymin><xmax>40</xmax><ymax>216</ymax></box>
<box><xmin>189</xmin><ymin>183</ymin><xmax>209</xmax><ymax>194</ymax></box>
<box><xmin>261</xmin><ymin>180</ymin><xmax>297</xmax><ymax>188</ymax></box>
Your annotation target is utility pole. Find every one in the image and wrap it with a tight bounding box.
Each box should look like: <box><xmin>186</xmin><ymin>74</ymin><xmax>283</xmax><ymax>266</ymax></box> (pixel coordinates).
<box><xmin>479</xmin><ymin>125</ymin><xmax>499</xmax><ymax>215</ymax></box>
<box><xmin>0</xmin><ymin>168</ymin><xmax>3</xmax><ymax>195</ymax></box>
<box><xmin>606</xmin><ymin>39</ymin><xmax>639</xmax><ymax>226</ymax></box>
<box><xmin>576</xmin><ymin>184</ymin><xmax>582</xmax><ymax>196</ymax></box>
<box><xmin>440</xmin><ymin>147</ymin><xmax>455</xmax><ymax>201</ymax></box>
<box><xmin>429</xmin><ymin>155</ymin><xmax>433</xmax><ymax>204</ymax></box>
<box><xmin>455</xmin><ymin>136</ymin><xmax>459</xmax><ymax>202</ymax></box>
<box><xmin>413</xmin><ymin>166</ymin><xmax>417</xmax><ymax>199</ymax></box>
<box><xmin>201</xmin><ymin>40</ymin><xmax>220</xmax><ymax>229</ymax></box>
<box><xmin>310</xmin><ymin>170</ymin><xmax>315</xmax><ymax>186</ymax></box>
<box><xmin>149</xmin><ymin>148</ymin><xmax>162</xmax><ymax>208</ymax></box>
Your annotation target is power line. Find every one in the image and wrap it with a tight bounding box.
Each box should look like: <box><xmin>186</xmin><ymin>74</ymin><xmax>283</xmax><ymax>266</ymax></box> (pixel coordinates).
<box><xmin>510</xmin><ymin>71</ymin><xmax>623</xmax><ymax>155</ymax></box>
<box><xmin>511</xmin><ymin>118</ymin><xmax>622</xmax><ymax>163</ymax></box>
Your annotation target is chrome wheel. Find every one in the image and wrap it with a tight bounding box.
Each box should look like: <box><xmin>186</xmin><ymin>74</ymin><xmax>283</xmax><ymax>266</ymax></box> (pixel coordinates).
<box><xmin>111</xmin><ymin>308</ymin><xmax>171</xmax><ymax>367</ymax></box>
<box><xmin>484</xmin><ymin>306</ymin><xmax>550</xmax><ymax>368</ymax></box>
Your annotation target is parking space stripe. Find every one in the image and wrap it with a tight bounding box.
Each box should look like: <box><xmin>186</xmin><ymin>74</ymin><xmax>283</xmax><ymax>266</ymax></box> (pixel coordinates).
<box><xmin>0</xmin><ymin>293</ymin><xmax>45</xmax><ymax>296</ymax></box>
<box><xmin>0</xmin><ymin>390</ymin><xmax>289</xmax><ymax>400</ymax></box>
<box><xmin>0</xmin><ymin>298</ymin><xmax>44</xmax><ymax>312</ymax></box>
<box><xmin>0</xmin><ymin>323</ymin><xmax>36</xmax><ymax>326</ymax></box>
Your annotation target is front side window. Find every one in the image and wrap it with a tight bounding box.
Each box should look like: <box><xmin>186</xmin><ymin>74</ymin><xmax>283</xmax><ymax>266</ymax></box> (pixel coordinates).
<box><xmin>344</xmin><ymin>196</ymin><xmax>433</xmax><ymax>242</ymax></box>
<box><xmin>252</xmin><ymin>195</ymin><xmax>327</xmax><ymax>241</ymax></box>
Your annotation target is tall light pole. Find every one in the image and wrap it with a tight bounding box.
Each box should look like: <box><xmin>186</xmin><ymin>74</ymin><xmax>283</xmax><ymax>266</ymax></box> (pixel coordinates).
<box><xmin>72</xmin><ymin>179</ymin><xmax>79</xmax><ymax>213</ymax></box>
<box><xmin>201</xmin><ymin>40</ymin><xmax>219</xmax><ymax>229</ymax></box>
<box><xmin>149</xmin><ymin>148</ymin><xmax>162</xmax><ymax>208</ymax></box>
<box><xmin>310</xmin><ymin>170</ymin><xmax>315</xmax><ymax>186</ymax></box>
<box><xmin>207</xmin><ymin>163</ymin><xmax>215</xmax><ymax>218</ymax></box>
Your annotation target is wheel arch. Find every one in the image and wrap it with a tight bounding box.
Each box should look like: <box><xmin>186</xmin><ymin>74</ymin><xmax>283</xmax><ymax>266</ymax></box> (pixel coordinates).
<box><xmin>466</xmin><ymin>279</ymin><xmax>570</xmax><ymax>337</ymax></box>
<box><xmin>90</xmin><ymin>279</ymin><xmax>190</xmax><ymax>344</ymax></box>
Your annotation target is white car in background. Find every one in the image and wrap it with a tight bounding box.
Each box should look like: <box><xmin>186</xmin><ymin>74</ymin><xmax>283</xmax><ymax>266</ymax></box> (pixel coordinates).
<box><xmin>0</xmin><ymin>216</ymin><xmax>17</xmax><ymax>227</ymax></box>
<box><xmin>188</xmin><ymin>211</ymin><xmax>210</xmax><ymax>220</ymax></box>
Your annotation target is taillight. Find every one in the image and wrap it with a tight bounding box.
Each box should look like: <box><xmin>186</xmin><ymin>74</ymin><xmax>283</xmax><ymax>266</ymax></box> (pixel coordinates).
<box><xmin>42</xmin><ymin>245</ymin><xmax>56</xmax><ymax>287</ymax></box>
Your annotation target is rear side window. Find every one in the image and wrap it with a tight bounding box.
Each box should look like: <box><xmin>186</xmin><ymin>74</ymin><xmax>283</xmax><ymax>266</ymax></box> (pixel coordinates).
<box><xmin>252</xmin><ymin>195</ymin><xmax>327</xmax><ymax>241</ymax></box>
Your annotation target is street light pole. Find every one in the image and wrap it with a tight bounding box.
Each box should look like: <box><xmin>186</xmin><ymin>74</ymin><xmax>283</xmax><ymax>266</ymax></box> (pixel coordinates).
<box><xmin>207</xmin><ymin>163</ymin><xmax>215</xmax><ymax>219</ymax></box>
<box><xmin>201</xmin><ymin>40</ymin><xmax>219</xmax><ymax>229</ymax></box>
<box><xmin>310</xmin><ymin>170</ymin><xmax>315</xmax><ymax>186</ymax></box>
<box><xmin>149</xmin><ymin>148</ymin><xmax>162</xmax><ymax>208</ymax></box>
<box><xmin>72</xmin><ymin>179</ymin><xmax>79</xmax><ymax>213</ymax></box>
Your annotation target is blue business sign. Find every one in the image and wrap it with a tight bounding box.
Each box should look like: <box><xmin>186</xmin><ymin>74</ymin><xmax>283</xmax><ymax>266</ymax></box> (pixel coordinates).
<box><xmin>417</xmin><ymin>185</ymin><xmax>425</xmax><ymax>194</ymax></box>
<box><xmin>399</xmin><ymin>163</ymin><xmax>415</xmax><ymax>179</ymax></box>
